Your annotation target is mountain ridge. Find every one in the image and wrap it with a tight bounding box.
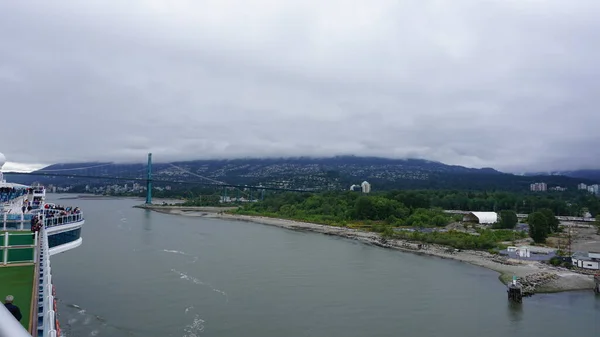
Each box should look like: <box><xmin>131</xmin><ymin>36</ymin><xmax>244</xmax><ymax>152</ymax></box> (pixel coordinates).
<box><xmin>5</xmin><ymin>156</ymin><xmax>598</xmax><ymax>191</ymax></box>
<box><xmin>525</xmin><ymin>169</ymin><xmax>600</xmax><ymax>182</ymax></box>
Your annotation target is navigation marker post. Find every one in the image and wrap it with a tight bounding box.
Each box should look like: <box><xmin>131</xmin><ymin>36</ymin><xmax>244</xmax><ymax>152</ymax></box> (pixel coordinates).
<box><xmin>507</xmin><ymin>275</ymin><xmax>523</xmax><ymax>303</ymax></box>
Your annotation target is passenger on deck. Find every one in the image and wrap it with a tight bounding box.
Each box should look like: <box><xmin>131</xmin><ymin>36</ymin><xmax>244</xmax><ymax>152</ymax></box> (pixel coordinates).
<box><xmin>4</xmin><ymin>295</ymin><xmax>22</xmax><ymax>321</ymax></box>
<box><xmin>31</xmin><ymin>216</ymin><xmax>41</xmax><ymax>238</ymax></box>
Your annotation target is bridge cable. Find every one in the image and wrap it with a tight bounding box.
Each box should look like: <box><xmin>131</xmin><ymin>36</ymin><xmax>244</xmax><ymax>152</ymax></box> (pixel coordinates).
<box><xmin>166</xmin><ymin>163</ymin><xmax>257</xmax><ymax>199</ymax></box>
<box><xmin>36</xmin><ymin>163</ymin><xmax>116</xmax><ymax>172</ymax></box>
<box><xmin>166</xmin><ymin>163</ymin><xmax>226</xmax><ymax>185</ymax></box>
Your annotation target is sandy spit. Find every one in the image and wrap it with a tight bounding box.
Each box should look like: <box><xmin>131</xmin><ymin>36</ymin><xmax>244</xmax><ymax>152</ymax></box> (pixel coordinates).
<box><xmin>137</xmin><ymin>205</ymin><xmax>595</xmax><ymax>294</ymax></box>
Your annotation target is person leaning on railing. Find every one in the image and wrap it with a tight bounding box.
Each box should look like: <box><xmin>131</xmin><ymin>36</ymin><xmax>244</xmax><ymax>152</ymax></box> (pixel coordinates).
<box><xmin>30</xmin><ymin>216</ymin><xmax>41</xmax><ymax>238</ymax></box>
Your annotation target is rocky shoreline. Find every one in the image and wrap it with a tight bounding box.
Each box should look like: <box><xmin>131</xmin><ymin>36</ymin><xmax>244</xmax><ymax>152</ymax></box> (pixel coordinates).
<box><xmin>137</xmin><ymin>204</ymin><xmax>595</xmax><ymax>294</ymax></box>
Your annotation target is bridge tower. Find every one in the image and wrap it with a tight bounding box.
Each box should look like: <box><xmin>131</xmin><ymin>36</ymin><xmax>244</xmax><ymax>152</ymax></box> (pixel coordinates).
<box><xmin>145</xmin><ymin>153</ymin><xmax>153</xmax><ymax>205</ymax></box>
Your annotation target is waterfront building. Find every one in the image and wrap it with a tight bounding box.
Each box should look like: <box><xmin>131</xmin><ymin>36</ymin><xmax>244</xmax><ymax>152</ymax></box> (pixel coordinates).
<box><xmin>571</xmin><ymin>251</ymin><xmax>600</xmax><ymax>270</ymax></box>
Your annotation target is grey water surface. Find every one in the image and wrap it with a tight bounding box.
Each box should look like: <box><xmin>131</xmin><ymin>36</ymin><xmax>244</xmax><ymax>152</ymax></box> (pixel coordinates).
<box><xmin>48</xmin><ymin>196</ymin><xmax>599</xmax><ymax>337</ymax></box>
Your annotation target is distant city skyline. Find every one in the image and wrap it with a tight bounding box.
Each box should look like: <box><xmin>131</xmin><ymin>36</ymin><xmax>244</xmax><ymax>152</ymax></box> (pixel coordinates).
<box><xmin>1</xmin><ymin>1</ymin><xmax>599</xmax><ymax>172</ymax></box>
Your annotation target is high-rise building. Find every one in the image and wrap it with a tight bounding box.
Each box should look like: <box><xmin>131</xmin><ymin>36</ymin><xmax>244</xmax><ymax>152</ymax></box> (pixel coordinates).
<box><xmin>578</xmin><ymin>183</ymin><xmax>588</xmax><ymax>190</ymax></box>
<box><xmin>361</xmin><ymin>181</ymin><xmax>371</xmax><ymax>194</ymax></box>
<box><xmin>530</xmin><ymin>182</ymin><xmax>547</xmax><ymax>192</ymax></box>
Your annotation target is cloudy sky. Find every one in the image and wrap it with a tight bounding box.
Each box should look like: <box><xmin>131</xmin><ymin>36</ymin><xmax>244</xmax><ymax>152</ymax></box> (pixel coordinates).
<box><xmin>1</xmin><ymin>0</ymin><xmax>599</xmax><ymax>173</ymax></box>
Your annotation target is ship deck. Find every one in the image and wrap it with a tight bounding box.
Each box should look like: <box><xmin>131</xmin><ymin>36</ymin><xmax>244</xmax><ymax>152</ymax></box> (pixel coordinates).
<box><xmin>0</xmin><ymin>180</ymin><xmax>85</xmax><ymax>336</ymax></box>
<box><xmin>0</xmin><ymin>264</ymin><xmax>35</xmax><ymax>331</ymax></box>
<box><xmin>1</xmin><ymin>228</ymin><xmax>37</xmax><ymax>333</ymax></box>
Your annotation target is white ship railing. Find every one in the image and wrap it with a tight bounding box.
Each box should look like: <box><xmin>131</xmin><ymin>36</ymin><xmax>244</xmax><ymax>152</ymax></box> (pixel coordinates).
<box><xmin>36</xmin><ymin>228</ymin><xmax>58</xmax><ymax>337</ymax></box>
<box><xmin>1</xmin><ymin>212</ymin><xmax>84</xmax><ymax>231</ymax></box>
<box><xmin>44</xmin><ymin>213</ymin><xmax>84</xmax><ymax>228</ymax></box>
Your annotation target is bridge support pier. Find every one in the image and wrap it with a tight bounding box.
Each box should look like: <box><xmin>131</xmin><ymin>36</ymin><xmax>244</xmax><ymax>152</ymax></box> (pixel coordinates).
<box><xmin>145</xmin><ymin>153</ymin><xmax>152</xmax><ymax>205</ymax></box>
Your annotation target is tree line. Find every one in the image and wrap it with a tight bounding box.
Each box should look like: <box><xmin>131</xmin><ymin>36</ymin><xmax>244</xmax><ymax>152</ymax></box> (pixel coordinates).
<box><xmin>236</xmin><ymin>189</ymin><xmax>599</xmax><ymax>219</ymax></box>
<box><xmin>233</xmin><ymin>191</ymin><xmax>459</xmax><ymax>227</ymax></box>
<box><xmin>230</xmin><ymin>189</ymin><xmax>600</xmax><ymax>248</ymax></box>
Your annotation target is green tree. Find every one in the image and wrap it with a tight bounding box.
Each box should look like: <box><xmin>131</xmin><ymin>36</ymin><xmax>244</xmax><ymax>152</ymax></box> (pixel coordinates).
<box><xmin>528</xmin><ymin>212</ymin><xmax>549</xmax><ymax>243</ymax></box>
<box><xmin>538</xmin><ymin>208</ymin><xmax>560</xmax><ymax>233</ymax></box>
<box><xmin>354</xmin><ymin>196</ymin><xmax>376</xmax><ymax>220</ymax></box>
<box><xmin>431</xmin><ymin>215</ymin><xmax>448</xmax><ymax>227</ymax></box>
<box><xmin>182</xmin><ymin>194</ymin><xmax>221</xmax><ymax>206</ymax></box>
<box><xmin>498</xmin><ymin>210</ymin><xmax>518</xmax><ymax>229</ymax></box>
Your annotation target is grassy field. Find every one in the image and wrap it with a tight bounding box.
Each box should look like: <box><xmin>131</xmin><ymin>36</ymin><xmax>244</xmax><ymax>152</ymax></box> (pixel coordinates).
<box><xmin>0</xmin><ymin>265</ymin><xmax>35</xmax><ymax>331</ymax></box>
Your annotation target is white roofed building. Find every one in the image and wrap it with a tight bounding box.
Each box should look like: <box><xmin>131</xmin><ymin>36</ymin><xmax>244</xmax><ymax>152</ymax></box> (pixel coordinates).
<box><xmin>462</xmin><ymin>211</ymin><xmax>498</xmax><ymax>224</ymax></box>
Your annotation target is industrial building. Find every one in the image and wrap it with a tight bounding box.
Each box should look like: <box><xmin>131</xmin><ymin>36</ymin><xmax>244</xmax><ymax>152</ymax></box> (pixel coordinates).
<box><xmin>500</xmin><ymin>246</ymin><xmax>557</xmax><ymax>261</ymax></box>
<box><xmin>571</xmin><ymin>251</ymin><xmax>600</xmax><ymax>270</ymax></box>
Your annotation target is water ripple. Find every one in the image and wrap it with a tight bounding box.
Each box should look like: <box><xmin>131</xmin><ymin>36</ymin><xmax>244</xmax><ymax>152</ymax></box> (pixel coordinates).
<box><xmin>171</xmin><ymin>269</ymin><xmax>228</xmax><ymax>302</ymax></box>
<box><xmin>163</xmin><ymin>249</ymin><xmax>198</xmax><ymax>263</ymax></box>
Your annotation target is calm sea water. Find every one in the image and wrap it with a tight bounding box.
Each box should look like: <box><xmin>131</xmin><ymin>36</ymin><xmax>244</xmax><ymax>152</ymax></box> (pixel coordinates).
<box><xmin>47</xmin><ymin>196</ymin><xmax>599</xmax><ymax>337</ymax></box>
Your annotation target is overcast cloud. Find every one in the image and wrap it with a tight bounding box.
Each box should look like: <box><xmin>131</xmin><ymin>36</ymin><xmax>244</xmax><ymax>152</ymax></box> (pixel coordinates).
<box><xmin>0</xmin><ymin>0</ymin><xmax>599</xmax><ymax>172</ymax></box>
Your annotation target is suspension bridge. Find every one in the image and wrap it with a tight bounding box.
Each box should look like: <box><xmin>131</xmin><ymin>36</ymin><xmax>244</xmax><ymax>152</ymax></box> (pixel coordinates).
<box><xmin>5</xmin><ymin>153</ymin><xmax>312</xmax><ymax>204</ymax></box>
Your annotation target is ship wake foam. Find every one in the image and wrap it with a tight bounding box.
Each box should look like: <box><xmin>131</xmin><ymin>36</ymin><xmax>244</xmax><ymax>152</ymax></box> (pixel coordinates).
<box><xmin>163</xmin><ymin>249</ymin><xmax>198</xmax><ymax>263</ymax></box>
<box><xmin>183</xmin><ymin>314</ymin><xmax>205</xmax><ymax>337</ymax></box>
<box><xmin>182</xmin><ymin>305</ymin><xmax>205</xmax><ymax>336</ymax></box>
<box><xmin>60</xmin><ymin>301</ymin><xmax>136</xmax><ymax>337</ymax></box>
<box><xmin>171</xmin><ymin>269</ymin><xmax>228</xmax><ymax>302</ymax></box>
